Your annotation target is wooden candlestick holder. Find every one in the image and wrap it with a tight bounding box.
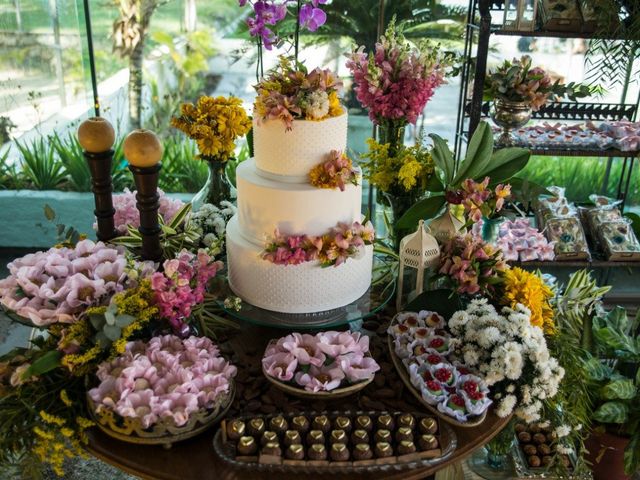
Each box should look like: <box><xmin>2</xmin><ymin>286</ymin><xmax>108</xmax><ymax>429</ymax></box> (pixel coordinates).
<box><xmin>129</xmin><ymin>163</ymin><xmax>163</xmax><ymax>262</ymax></box>
<box><xmin>84</xmin><ymin>149</ymin><xmax>117</xmax><ymax>241</ymax></box>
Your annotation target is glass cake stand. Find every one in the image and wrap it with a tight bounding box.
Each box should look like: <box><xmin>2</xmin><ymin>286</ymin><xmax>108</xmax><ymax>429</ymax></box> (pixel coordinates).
<box><xmin>217</xmin><ymin>258</ymin><xmax>396</xmax><ymax>330</ymax></box>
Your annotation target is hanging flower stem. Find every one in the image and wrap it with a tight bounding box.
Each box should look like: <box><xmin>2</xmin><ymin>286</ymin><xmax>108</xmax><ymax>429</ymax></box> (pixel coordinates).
<box><xmin>294</xmin><ymin>0</ymin><xmax>301</xmax><ymax>62</ymax></box>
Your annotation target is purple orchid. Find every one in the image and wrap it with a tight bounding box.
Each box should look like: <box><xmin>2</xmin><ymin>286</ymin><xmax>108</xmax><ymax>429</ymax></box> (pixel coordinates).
<box><xmin>299</xmin><ymin>3</ymin><xmax>326</xmax><ymax>31</ymax></box>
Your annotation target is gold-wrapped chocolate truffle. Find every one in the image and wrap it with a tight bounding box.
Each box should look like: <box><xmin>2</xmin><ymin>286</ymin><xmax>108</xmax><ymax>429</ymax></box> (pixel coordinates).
<box><xmin>330</xmin><ymin>443</ymin><xmax>350</xmax><ymax>461</ymax></box>
<box><xmin>374</xmin><ymin>442</ymin><xmax>393</xmax><ymax>458</ymax></box>
<box><xmin>285</xmin><ymin>444</ymin><xmax>305</xmax><ymax>460</ymax></box>
<box><xmin>351</xmin><ymin>429</ymin><xmax>369</xmax><ymax>444</ymax></box>
<box><xmin>418</xmin><ymin>434</ymin><xmax>439</xmax><ymax>451</ymax></box>
<box><xmin>247</xmin><ymin>418</ymin><xmax>265</xmax><ymax>437</ymax></box>
<box><xmin>374</xmin><ymin>429</ymin><xmax>392</xmax><ymax>444</ymax></box>
<box><xmin>261</xmin><ymin>431</ymin><xmax>278</xmax><ymax>446</ymax></box>
<box><xmin>419</xmin><ymin>417</ymin><xmax>438</xmax><ymax>435</ymax></box>
<box><xmin>334</xmin><ymin>416</ymin><xmax>352</xmax><ymax>433</ymax></box>
<box><xmin>306</xmin><ymin>430</ymin><xmax>325</xmax><ymax>445</ymax></box>
<box><xmin>226</xmin><ymin>420</ymin><xmax>246</xmax><ymax>441</ymax></box>
<box><xmin>269</xmin><ymin>415</ymin><xmax>288</xmax><ymax>434</ymax></box>
<box><xmin>308</xmin><ymin>443</ymin><xmax>327</xmax><ymax>461</ymax></box>
<box><xmin>291</xmin><ymin>415</ymin><xmax>310</xmax><ymax>433</ymax></box>
<box><xmin>355</xmin><ymin>415</ymin><xmax>373</xmax><ymax>432</ymax></box>
<box><xmin>398</xmin><ymin>414</ymin><xmax>415</xmax><ymax>429</ymax></box>
<box><xmin>397</xmin><ymin>440</ymin><xmax>417</xmax><ymax>455</ymax></box>
<box><xmin>377</xmin><ymin>414</ymin><xmax>395</xmax><ymax>431</ymax></box>
<box><xmin>353</xmin><ymin>443</ymin><xmax>373</xmax><ymax>460</ymax></box>
<box><xmin>237</xmin><ymin>436</ymin><xmax>258</xmax><ymax>455</ymax></box>
<box><xmin>262</xmin><ymin>442</ymin><xmax>282</xmax><ymax>457</ymax></box>
<box><xmin>396</xmin><ymin>427</ymin><xmax>413</xmax><ymax>443</ymax></box>
<box><xmin>330</xmin><ymin>430</ymin><xmax>348</xmax><ymax>445</ymax></box>
<box><xmin>312</xmin><ymin>415</ymin><xmax>331</xmax><ymax>433</ymax></box>
<box><xmin>284</xmin><ymin>430</ymin><xmax>301</xmax><ymax>447</ymax></box>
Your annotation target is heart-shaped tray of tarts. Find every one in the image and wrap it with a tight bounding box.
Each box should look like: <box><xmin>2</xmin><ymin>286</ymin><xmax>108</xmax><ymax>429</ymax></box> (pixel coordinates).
<box><xmin>213</xmin><ymin>409</ymin><xmax>457</xmax><ymax>473</ymax></box>
<box><xmin>387</xmin><ymin>311</ymin><xmax>490</xmax><ymax>428</ymax></box>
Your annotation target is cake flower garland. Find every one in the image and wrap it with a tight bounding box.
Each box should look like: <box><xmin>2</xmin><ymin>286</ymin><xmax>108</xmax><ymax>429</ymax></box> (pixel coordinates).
<box><xmin>253</xmin><ymin>56</ymin><xmax>343</xmax><ymax>129</ymax></box>
<box><xmin>308</xmin><ymin>150</ymin><xmax>359</xmax><ymax>191</ymax></box>
<box><xmin>262</xmin><ymin>220</ymin><xmax>375</xmax><ymax>267</ymax></box>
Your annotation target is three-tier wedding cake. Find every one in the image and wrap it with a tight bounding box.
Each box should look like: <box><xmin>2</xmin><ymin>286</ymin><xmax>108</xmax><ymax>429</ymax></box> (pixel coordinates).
<box><xmin>226</xmin><ymin>107</ymin><xmax>374</xmax><ymax>313</ymax></box>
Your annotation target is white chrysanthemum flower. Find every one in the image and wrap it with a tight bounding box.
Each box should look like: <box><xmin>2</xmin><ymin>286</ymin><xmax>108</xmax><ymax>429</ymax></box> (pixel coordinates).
<box><xmin>555</xmin><ymin>425</ymin><xmax>571</xmax><ymax>438</ymax></box>
<box><xmin>496</xmin><ymin>394</ymin><xmax>517</xmax><ymax>417</ymax></box>
<box><xmin>463</xmin><ymin>348</ymin><xmax>480</xmax><ymax>366</ymax></box>
<box><xmin>506</xmin><ymin>384</ymin><xmax>516</xmax><ymax>393</ymax></box>
<box><xmin>504</xmin><ymin>350</ymin><xmax>523</xmax><ymax>380</ymax></box>
<box><xmin>557</xmin><ymin>445</ymin><xmax>574</xmax><ymax>455</ymax></box>
<box><xmin>305</xmin><ymin>90</ymin><xmax>330</xmax><ymax>119</ymax></box>
<box><xmin>477</xmin><ymin>326</ymin><xmax>503</xmax><ymax>348</ymax></box>
<box><xmin>203</xmin><ymin>233</ymin><xmax>218</xmax><ymax>247</ymax></box>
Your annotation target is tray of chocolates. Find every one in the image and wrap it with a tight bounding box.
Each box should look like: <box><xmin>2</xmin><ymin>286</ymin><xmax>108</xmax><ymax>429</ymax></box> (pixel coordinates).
<box><xmin>213</xmin><ymin>410</ymin><xmax>457</xmax><ymax>473</ymax></box>
<box><xmin>513</xmin><ymin>422</ymin><xmax>577</xmax><ymax>478</ymax></box>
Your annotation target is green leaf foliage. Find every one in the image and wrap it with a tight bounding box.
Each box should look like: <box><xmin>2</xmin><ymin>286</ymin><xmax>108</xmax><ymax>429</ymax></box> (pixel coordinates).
<box><xmin>601</xmin><ymin>379</ymin><xmax>636</xmax><ymax>400</ymax></box>
<box><xmin>624</xmin><ymin>433</ymin><xmax>640</xmax><ymax>476</ymax></box>
<box><xmin>481</xmin><ymin>148</ymin><xmax>531</xmax><ymax>184</ymax></box>
<box><xmin>453</xmin><ymin>122</ymin><xmax>494</xmax><ymax>184</ymax></box>
<box><xmin>396</xmin><ymin>194</ymin><xmax>446</xmax><ymax>229</ymax></box>
<box><xmin>429</xmin><ymin>133</ymin><xmax>454</xmax><ymax>185</ymax></box>
<box><xmin>593</xmin><ymin>401</ymin><xmax>629</xmax><ymax>424</ymax></box>
<box><xmin>25</xmin><ymin>350</ymin><xmax>62</xmax><ymax>377</ymax></box>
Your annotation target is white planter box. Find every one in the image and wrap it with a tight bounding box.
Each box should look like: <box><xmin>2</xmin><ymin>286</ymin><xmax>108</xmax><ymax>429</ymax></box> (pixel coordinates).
<box><xmin>0</xmin><ymin>190</ymin><xmax>192</xmax><ymax>248</ymax></box>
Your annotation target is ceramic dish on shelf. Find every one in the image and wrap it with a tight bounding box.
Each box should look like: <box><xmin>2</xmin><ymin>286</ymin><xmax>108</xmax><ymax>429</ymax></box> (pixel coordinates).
<box><xmin>213</xmin><ymin>409</ymin><xmax>457</xmax><ymax>474</ymax></box>
<box><xmin>87</xmin><ymin>381</ymin><xmax>234</xmax><ymax>449</ymax></box>
<box><xmin>387</xmin><ymin>312</ymin><xmax>489</xmax><ymax>428</ymax></box>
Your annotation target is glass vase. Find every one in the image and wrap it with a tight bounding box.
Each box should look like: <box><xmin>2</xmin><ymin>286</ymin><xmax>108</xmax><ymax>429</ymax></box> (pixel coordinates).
<box><xmin>382</xmin><ymin>192</ymin><xmax>419</xmax><ymax>251</ymax></box>
<box><xmin>378</xmin><ymin>121</ymin><xmax>406</xmax><ymax>155</ymax></box>
<box><xmin>191</xmin><ymin>158</ymin><xmax>233</xmax><ymax>212</ymax></box>
<box><xmin>481</xmin><ymin>216</ymin><xmax>504</xmax><ymax>244</ymax></box>
<box><xmin>469</xmin><ymin>423</ymin><xmax>515</xmax><ymax>479</ymax></box>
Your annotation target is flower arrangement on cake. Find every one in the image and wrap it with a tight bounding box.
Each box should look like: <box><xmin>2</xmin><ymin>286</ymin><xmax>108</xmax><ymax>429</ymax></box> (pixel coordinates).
<box><xmin>308</xmin><ymin>150</ymin><xmax>359</xmax><ymax>191</ymax></box>
<box><xmin>484</xmin><ymin>55</ymin><xmax>592</xmax><ymax>111</ymax></box>
<box><xmin>262</xmin><ymin>331</ymin><xmax>379</xmax><ymax>395</ymax></box>
<box><xmin>262</xmin><ymin>220</ymin><xmax>375</xmax><ymax>267</ymax></box>
<box><xmin>253</xmin><ymin>56</ymin><xmax>343</xmax><ymax>129</ymax></box>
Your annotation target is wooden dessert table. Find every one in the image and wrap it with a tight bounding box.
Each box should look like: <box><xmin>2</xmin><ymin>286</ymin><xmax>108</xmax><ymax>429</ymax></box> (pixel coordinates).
<box><xmin>86</xmin><ymin>318</ymin><xmax>510</xmax><ymax>480</ymax></box>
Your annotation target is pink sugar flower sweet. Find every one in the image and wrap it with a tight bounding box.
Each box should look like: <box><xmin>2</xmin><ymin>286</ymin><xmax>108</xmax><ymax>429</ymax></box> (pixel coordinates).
<box><xmin>316</xmin><ymin>331</ymin><xmax>368</xmax><ymax>358</ymax></box>
<box><xmin>294</xmin><ymin>365</ymin><xmax>345</xmax><ymax>392</ymax></box>
<box><xmin>339</xmin><ymin>353</ymin><xmax>380</xmax><ymax>382</ymax></box>
<box><xmin>262</xmin><ymin>352</ymin><xmax>298</xmax><ymax>382</ymax></box>
<box><xmin>280</xmin><ymin>333</ymin><xmax>326</xmax><ymax>367</ymax></box>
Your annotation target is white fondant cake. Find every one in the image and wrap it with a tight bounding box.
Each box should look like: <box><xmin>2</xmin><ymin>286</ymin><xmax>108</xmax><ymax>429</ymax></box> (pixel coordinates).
<box><xmin>253</xmin><ymin>112</ymin><xmax>348</xmax><ymax>181</ymax></box>
<box><xmin>227</xmin><ymin>111</ymin><xmax>374</xmax><ymax>314</ymax></box>
<box><xmin>236</xmin><ymin>159</ymin><xmax>362</xmax><ymax>244</ymax></box>
<box><xmin>227</xmin><ymin>217</ymin><xmax>373</xmax><ymax>313</ymax></box>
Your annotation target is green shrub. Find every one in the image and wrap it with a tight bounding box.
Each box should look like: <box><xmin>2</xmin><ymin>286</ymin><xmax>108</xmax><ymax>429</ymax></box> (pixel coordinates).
<box><xmin>15</xmin><ymin>138</ymin><xmax>66</xmax><ymax>190</ymax></box>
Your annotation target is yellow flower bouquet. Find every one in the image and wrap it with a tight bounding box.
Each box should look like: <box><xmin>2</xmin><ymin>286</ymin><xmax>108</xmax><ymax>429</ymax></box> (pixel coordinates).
<box><xmin>171</xmin><ymin>96</ymin><xmax>251</xmax><ymax>162</ymax></box>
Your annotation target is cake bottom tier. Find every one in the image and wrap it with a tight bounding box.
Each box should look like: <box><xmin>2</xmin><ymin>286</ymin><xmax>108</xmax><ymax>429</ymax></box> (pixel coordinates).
<box><xmin>226</xmin><ymin>216</ymin><xmax>373</xmax><ymax>314</ymax></box>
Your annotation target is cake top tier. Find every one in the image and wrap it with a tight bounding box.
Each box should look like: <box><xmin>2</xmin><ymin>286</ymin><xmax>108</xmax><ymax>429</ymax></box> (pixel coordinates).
<box><xmin>253</xmin><ymin>112</ymin><xmax>349</xmax><ymax>181</ymax></box>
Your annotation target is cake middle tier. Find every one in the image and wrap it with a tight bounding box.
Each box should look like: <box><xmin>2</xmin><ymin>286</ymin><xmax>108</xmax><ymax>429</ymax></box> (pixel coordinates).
<box><xmin>236</xmin><ymin>159</ymin><xmax>362</xmax><ymax>244</ymax></box>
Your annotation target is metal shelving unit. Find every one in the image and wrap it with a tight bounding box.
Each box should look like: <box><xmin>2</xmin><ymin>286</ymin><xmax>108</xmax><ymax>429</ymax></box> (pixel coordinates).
<box><xmin>454</xmin><ymin>0</ymin><xmax>640</xmax><ymax>206</ymax></box>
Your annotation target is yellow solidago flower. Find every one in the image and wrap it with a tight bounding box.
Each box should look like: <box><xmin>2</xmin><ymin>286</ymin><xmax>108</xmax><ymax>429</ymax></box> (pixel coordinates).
<box><xmin>502</xmin><ymin>267</ymin><xmax>555</xmax><ymax>334</ymax></box>
<box><xmin>40</xmin><ymin>410</ymin><xmax>66</xmax><ymax>427</ymax></box>
<box><xmin>60</xmin><ymin>389</ymin><xmax>73</xmax><ymax>407</ymax></box>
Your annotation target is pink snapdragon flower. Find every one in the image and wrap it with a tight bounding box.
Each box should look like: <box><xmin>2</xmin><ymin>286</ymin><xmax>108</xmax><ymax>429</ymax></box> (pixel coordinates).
<box><xmin>346</xmin><ymin>21</ymin><xmax>451</xmax><ymax>125</ymax></box>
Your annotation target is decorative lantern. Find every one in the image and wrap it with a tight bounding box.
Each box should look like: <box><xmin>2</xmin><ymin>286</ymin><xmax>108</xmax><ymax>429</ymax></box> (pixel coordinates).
<box><xmin>503</xmin><ymin>0</ymin><xmax>537</xmax><ymax>31</ymax></box>
<box><xmin>427</xmin><ymin>206</ymin><xmax>466</xmax><ymax>245</ymax></box>
<box><xmin>396</xmin><ymin>220</ymin><xmax>440</xmax><ymax>311</ymax></box>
